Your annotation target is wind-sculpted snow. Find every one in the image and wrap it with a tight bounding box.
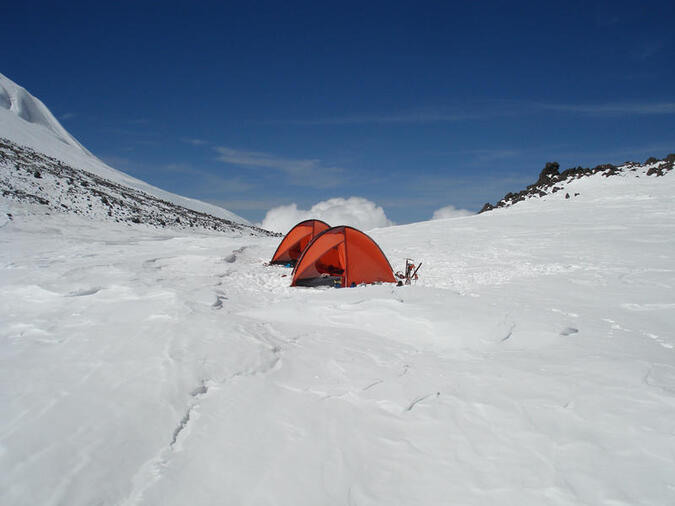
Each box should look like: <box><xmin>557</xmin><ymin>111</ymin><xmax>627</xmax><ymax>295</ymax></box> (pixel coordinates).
<box><xmin>1</xmin><ymin>167</ymin><xmax>674</xmax><ymax>505</ymax></box>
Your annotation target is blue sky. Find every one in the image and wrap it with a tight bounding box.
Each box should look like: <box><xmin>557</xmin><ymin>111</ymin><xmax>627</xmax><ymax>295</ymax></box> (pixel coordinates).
<box><xmin>2</xmin><ymin>0</ymin><xmax>674</xmax><ymax>223</ymax></box>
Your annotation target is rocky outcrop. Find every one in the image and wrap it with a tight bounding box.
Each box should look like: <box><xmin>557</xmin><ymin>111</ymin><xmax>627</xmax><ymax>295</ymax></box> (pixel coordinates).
<box><xmin>479</xmin><ymin>154</ymin><xmax>674</xmax><ymax>213</ymax></box>
<box><xmin>0</xmin><ymin>138</ymin><xmax>278</xmax><ymax>236</ymax></box>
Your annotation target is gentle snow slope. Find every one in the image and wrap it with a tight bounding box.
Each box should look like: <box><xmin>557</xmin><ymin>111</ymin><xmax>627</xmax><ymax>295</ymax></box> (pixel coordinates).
<box><xmin>1</xmin><ymin>168</ymin><xmax>674</xmax><ymax>505</ymax></box>
<box><xmin>0</xmin><ymin>72</ymin><xmax>248</xmax><ymax>224</ymax></box>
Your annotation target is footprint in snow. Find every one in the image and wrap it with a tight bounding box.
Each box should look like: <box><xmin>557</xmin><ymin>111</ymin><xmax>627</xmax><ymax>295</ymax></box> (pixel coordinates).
<box><xmin>190</xmin><ymin>383</ymin><xmax>209</xmax><ymax>397</ymax></box>
<box><xmin>65</xmin><ymin>287</ymin><xmax>102</xmax><ymax>297</ymax></box>
<box><xmin>212</xmin><ymin>295</ymin><xmax>227</xmax><ymax>309</ymax></box>
<box><xmin>362</xmin><ymin>379</ymin><xmax>383</xmax><ymax>391</ymax></box>
<box><xmin>224</xmin><ymin>246</ymin><xmax>248</xmax><ymax>263</ymax></box>
<box><xmin>405</xmin><ymin>392</ymin><xmax>441</xmax><ymax>412</ymax></box>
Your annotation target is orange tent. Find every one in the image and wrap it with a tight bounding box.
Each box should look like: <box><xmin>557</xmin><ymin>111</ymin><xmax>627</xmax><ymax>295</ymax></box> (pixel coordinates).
<box><xmin>291</xmin><ymin>226</ymin><xmax>396</xmax><ymax>287</ymax></box>
<box><xmin>270</xmin><ymin>219</ymin><xmax>330</xmax><ymax>265</ymax></box>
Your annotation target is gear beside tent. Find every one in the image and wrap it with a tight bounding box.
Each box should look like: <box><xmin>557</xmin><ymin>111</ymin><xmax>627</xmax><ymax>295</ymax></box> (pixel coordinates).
<box><xmin>291</xmin><ymin>226</ymin><xmax>396</xmax><ymax>288</ymax></box>
<box><xmin>270</xmin><ymin>219</ymin><xmax>330</xmax><ymax>266</ymax></box>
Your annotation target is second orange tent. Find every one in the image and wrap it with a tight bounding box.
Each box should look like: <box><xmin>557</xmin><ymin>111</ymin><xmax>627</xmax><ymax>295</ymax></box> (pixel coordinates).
<box><xmin>270</xmin><ymin>219</ymin><xmax>330</xmax><ymax>266</ymax></box>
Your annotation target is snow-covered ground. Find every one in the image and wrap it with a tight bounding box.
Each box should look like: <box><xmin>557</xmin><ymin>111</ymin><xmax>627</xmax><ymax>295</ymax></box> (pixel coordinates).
<box><xmin>2</xmin><ymin>165</ymin><xmax>674</xmax><ymax>505</ymax></box>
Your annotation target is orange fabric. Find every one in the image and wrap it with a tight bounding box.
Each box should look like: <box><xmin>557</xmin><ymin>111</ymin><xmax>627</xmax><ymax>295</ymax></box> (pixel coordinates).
<box><xmin>292</xmin><ymin>229</ymin><xmax>345</xmax><ymax>281</ymax></box>
<box><xmin>270</xmin><ymin>220</ymin><xmax>330</xmax><ymax>264</ymax></box>
<box><xmin>343</xmin><ymin>227</ymin><xmax>396</xmax><ymax>285</ymax></box>
<box><xmin>291</xmin><ymin>226</ymin><xmax>395</xmax><ymax>286</ymax></box>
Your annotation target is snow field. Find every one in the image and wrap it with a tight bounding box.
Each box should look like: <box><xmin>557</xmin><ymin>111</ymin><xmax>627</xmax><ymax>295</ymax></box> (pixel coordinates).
<box><xmin>1</xmin><ymin>165</ymin><xmax>675</xmax><ymax>506</ymax></box>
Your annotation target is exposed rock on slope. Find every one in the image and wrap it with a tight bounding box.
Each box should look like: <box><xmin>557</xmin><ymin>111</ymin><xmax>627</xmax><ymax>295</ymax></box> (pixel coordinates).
<box><xmin>480</xmin><ymin>154</ymin><xmax>674</xmax><ymax>213</ymax></box>
<box><xmin>0</xmin><ymin>72</ymin><xmax>248</xmax><ymax>225</ymax></box>
<box><xmin>0</xmin><ymin>138</ymin><xmax>276</xmax><ymax>236</ymax></box>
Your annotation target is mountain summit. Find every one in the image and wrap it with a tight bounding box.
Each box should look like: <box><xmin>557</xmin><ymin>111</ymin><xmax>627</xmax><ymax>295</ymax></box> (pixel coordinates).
<box><xmin>0</xmin><ymin>73</ymin><xmax>91</xmax><ymax>155</ymax></box>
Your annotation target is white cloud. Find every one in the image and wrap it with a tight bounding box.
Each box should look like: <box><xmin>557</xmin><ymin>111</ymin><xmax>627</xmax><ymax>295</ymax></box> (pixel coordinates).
<box><xmin>537</xmin><ymin>101</ymin><xmax>675</xmax><ymax>116</ymax></box>
<box><xmin>266</xmin><ymin>110</ymin><xmax>480</xmax><ymax>126</ymax></box>
<box><xmin>260</xmin><ymin>197</ymin><xmax>394</xmax><ymax>233</ymax></box>
<box><xmin>264</xmin><ymin>100</ymin><xmax>675</xmax><ymax>126</ymax></box>
<box><xmin>214</xmin><ymin>146</ymin><xmax>343</xmax><ymax>188</ymax></box>
<box><xmin>431</xmin><ymin>205</ymin><xmax>473</xmax><ymax>220</ymax></box>
<box><xmin>215</xmin><ymin>146</ymin><xmax>316</xmax><ymax>173</ymax></box>
<box><xmin>181</xmin><ymin>138</ymin><xmax>208</xmax><ymax>146</ymax></box>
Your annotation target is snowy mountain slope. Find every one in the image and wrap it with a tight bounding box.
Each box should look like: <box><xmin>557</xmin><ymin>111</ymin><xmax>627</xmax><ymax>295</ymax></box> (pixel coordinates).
<box><xmin>0</xmin><ymin>138</ymin><xmax>274</xmax><ymax>236</ymax></box>
<box><xmin>1</xmin><ymin>163</ymin><xmax>674</xmax><ymax>505</ymax></box>
<box><xmin>480</xmin><ymin>155</ymin><xmax>674</xmax><ymax>212</ymax></box>
<box><xmin>0</xmin><ymin>72</ymin><xmax>249</xmax><ymax>225</ymax></box>
<box><xmin>0</xmin><ymin>73</ymin><xmax>91</xmax><ymax>156</ymax></box>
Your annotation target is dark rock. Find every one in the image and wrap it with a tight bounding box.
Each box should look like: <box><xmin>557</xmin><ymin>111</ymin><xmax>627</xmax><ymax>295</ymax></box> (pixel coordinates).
<box><xmin>0</xmin><ymin>137</ymin><xmax>278</xmax><ymax>236</ymax></box>
<box><xmin>479</xmin><ymin>154</ymin><xmax>670</xmax><ymax>212</ymax></box>
<box><xmin>646</xmin><ymin>163</ymin><xmax>672</xmax><ymax>177</ymax></box>
<box><xmin>536</xmin><ymin>162</ymin><xmax>560</xmax><ymax>186</ymax></box>
<box><xmin>479</xmin><ymin>202</ymin><xmax>494</xmax><ymax>213</ymax></box>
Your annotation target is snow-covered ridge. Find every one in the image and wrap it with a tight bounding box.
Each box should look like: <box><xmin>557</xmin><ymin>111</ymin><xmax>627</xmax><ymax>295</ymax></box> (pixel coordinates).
<box><xmin>480</xmin><ymin>155</ymin><xmax>674</xmax><ymax>212</ymax></box>
<box><xmin>0</xmin><ymin>72</ymin><xmax>249</xmax><ymax>225</ymax></box>
<box><xmin>0</xmin><ymin>72</ymin><xmax>90</xmax><ymax>155</ymax></box>
<box><xmin>0</xmin><ymin>138</ymin><xmax>275</xmax><ymax>236</ymax></box>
